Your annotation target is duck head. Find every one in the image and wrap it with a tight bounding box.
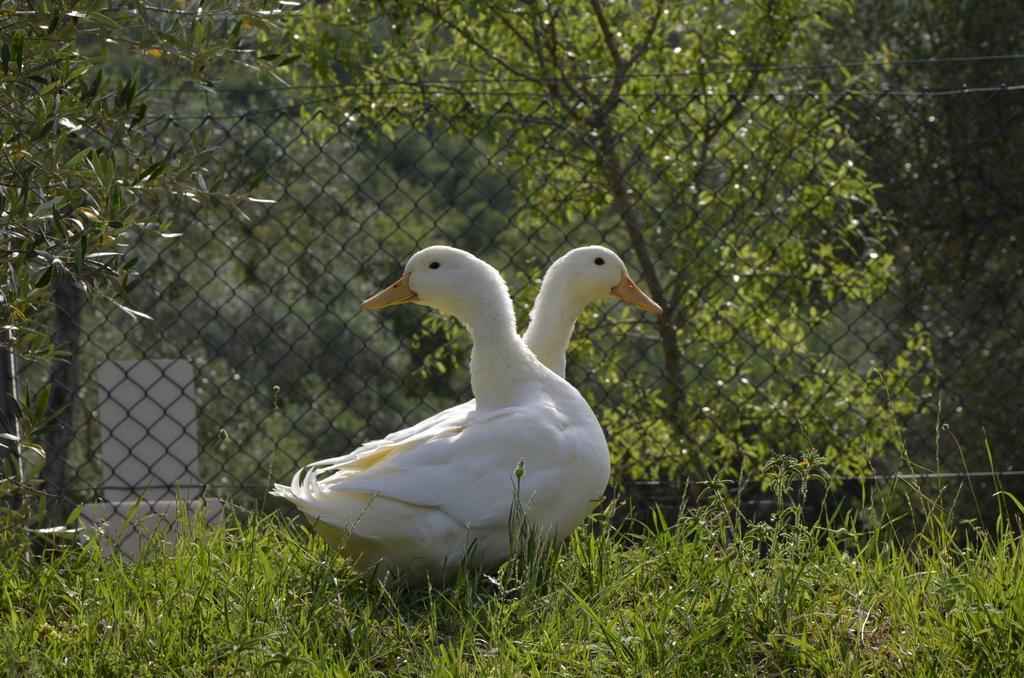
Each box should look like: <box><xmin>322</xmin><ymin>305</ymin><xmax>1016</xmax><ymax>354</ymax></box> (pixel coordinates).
<box><xmin>545</xmin><ymin>245</ymin><xmax>662</xmax><ymax>315</ymax></box>
<box><xmin>361</xmin><ymin>245</ymin><xmax>512</xmax><ymax>323</ymax></box>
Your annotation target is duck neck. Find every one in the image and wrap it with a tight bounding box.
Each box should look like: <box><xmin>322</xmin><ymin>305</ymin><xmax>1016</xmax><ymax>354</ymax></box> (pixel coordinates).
<box><xmin>522</xmin><ymin>281</ymin><xmax>588</xmax><ymax>379</ymax></box>
<box><xmin>464</xmin><ymin>301</ymin><xmax>539</xmax><ymax>410</ymax></box>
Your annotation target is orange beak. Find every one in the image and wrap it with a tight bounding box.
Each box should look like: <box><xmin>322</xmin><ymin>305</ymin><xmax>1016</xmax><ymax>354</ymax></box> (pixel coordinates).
<box><xmin>610</xmin><ymin>273</ymin><xmax>663</xmax><ymax>315</ymax></box>
<box><xmin>361</xmin><ymin>273</ymin><xmax>417</xmax><ymax>309</ymax></box>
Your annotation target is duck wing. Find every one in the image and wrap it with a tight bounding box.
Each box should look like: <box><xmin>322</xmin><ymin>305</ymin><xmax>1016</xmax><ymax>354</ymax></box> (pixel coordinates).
<box><xmin>321</xmin><ymin>402</ymin><xmax>584</xmax><ymax>532</ymax></box>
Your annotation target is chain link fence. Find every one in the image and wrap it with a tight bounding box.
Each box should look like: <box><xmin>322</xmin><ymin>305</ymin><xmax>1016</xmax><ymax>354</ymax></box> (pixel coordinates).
<box><xmin>15</xmin><ymin>67</ymin><xmax>1024</xmax><ymax>520</ymax></box>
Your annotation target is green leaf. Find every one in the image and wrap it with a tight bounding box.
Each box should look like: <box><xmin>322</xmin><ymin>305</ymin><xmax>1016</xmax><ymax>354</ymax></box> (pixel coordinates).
<box><xmin>994</xmin><ymin>491</ymin><xmax>1024</xmax><ymax>516</ymax></box>
<box><xmin>113</xmin><ymin>302</ymin><xmax>153</xmax><ymax>321</ymax></box>
<box><xmin>4</xmin><ymin>394</ymin><xmax>21</xmax><ymax>419</ymax></box>
<box><xmin>65</xmin><ymin>148</ymin><xmax>91</xmax><ymax>170</ymax></box>
<box><xmin>34</xmin><ymin>265</ymin><xmax>54</xmax><ymax>289</ymax></box>
<box><xmin>116</xmin><ymin>75</ymin><xmax>137</xmax><ymax>109</ymax></box>
<box><xmin>85</xmin><ymin>68</ymin><xmax>103</xmax><ymax>100</ymax></box>
<box><xmin>34</xmin><ymin>383</ymin><xmax>52</xmax><ymax>422</ymax></box>
<box><xmin>130</xmin><ymin>103</ymin><xmax>147</xmax><ymax>129</ymax></box>
<box><xmin>18</xmin><ymin>168</ymin><xmax>32</xmax><ymax>206</ymax></box>
<box><xmin>11</xmin><ymin>31</ymin><xmax>23</xmax><ymax>74</ymax></box>
<box><xmin>242</xmin><ymin>167</ymin><xmax>268</xmax><ymax>191</ymax></box>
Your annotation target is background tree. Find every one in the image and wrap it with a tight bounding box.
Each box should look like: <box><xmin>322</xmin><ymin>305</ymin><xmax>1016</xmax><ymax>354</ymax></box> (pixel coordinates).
<box><xmin>817</xmin><ymin>0</ymin><xmax>1024</xmax><ymax>473</ymax></box>
<box><xmin>0</xmin><ymin>0</ymin><xmax>293</xmax><ymax>519</ymax></box>
<box><xmin>287</xmin><ymin>0</ymin><xmax>933</xmax><ymax>485</ymax></box>
<box><xmin>26</xmin><ymin>80</ymin><xmax>525</xmax><ymax>506</ymax></box>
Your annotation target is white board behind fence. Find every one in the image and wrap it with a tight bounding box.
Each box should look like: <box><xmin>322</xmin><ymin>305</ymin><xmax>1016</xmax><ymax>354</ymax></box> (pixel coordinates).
<box><xmin>96</xmin><ymin>359</ymin><xmax>200</xmax><ymax>502</ymax></box>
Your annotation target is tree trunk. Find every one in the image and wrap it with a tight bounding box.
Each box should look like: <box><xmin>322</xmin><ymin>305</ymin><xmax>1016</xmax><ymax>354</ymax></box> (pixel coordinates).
<box><xmin>594</xmin><ymin>122</ymin><xmax>708</xmax><ymax>485</ymax></box>
<box><xmin>43</xmin><ymin>275</ymin><xmax>85</xmax><ymax>520</ymax></box>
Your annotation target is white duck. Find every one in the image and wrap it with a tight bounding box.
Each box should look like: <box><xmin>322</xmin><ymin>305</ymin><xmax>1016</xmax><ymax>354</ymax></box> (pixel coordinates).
<box><xmin>272</xmin><ymin>246</ymin><xmax>660</xmax><ymax>582</ymax></box>
<box><xmin>318</xmin><ymin>246</ymin><xmax>661</xmax><ymax>448</ymax></box>
<box><xmin>523</xmin><ymin>245</ymin><xmax>662</xmax><ymax>378</ymax></box>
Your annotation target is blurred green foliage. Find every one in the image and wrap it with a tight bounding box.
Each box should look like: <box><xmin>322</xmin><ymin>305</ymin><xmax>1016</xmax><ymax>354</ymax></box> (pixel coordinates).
<box><xmin>282</xmin><ymin>0</ymin><xmax>933</xmax><ymax>482</ymax></box>
<box><xmin>12</xmin><ymin>0</ymin><xmax>1022</xmax><ymax>515</ymax></box>
<box><xmin>0</xmin><ymin>0</ymin><xmax>293</xmax><ymax>515</ymax></box>
<box><xmin>818</xmin><ymin>0</ymin><xmax>1024</xmax><ymax>477</ymax></box>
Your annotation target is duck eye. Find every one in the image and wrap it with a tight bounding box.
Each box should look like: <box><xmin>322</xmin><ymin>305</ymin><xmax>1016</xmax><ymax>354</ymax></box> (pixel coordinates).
<box><xmin>594</xmin><ymin>257</ymin><xmax>605</xmax><ymax>266</ymax></box>
<box><xmin>429</xmin><ymin>262</ymin><xmax>440</xmax><ymax>269</ymax></box>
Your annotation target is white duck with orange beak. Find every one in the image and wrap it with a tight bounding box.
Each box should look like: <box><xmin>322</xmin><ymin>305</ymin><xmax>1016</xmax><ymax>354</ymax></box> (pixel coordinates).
<box><xmin>273</xmin><ymin>245</ymin><xmax>661</xmax><ymax>583</ymax></box>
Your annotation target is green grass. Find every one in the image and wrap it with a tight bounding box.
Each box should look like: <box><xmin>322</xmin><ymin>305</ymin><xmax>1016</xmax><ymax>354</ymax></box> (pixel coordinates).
<box><xmin>3</xmin><ymin>472</ymin><xmax>1023</xmax><ymax>676</ymax></box>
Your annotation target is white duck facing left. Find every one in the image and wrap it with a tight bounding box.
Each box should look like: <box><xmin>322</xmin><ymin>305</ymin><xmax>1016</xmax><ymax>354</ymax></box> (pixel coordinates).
<box><xmin>273</xmin><ymin>246</ymin><xmax>614</xmax><ymax>583</ymax></box>
<box><xmin>324</xmin><ymin>246</ymin><xmax>661</xmax><ymax>457</ymax></box>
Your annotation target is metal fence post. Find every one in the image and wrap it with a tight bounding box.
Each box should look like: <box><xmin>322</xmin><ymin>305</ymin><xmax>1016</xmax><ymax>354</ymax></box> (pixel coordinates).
<box><xmin>1</xmin><ymin>327</ymin><xmax>23</xmax><ymax>489</ymax></box>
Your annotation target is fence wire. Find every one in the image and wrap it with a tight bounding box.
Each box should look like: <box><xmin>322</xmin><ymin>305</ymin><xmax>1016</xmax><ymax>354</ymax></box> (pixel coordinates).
<box><xmin>15</xmin><ymin>71</ymin><xmax>1024</xmax><ymax>520</ymax></box>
